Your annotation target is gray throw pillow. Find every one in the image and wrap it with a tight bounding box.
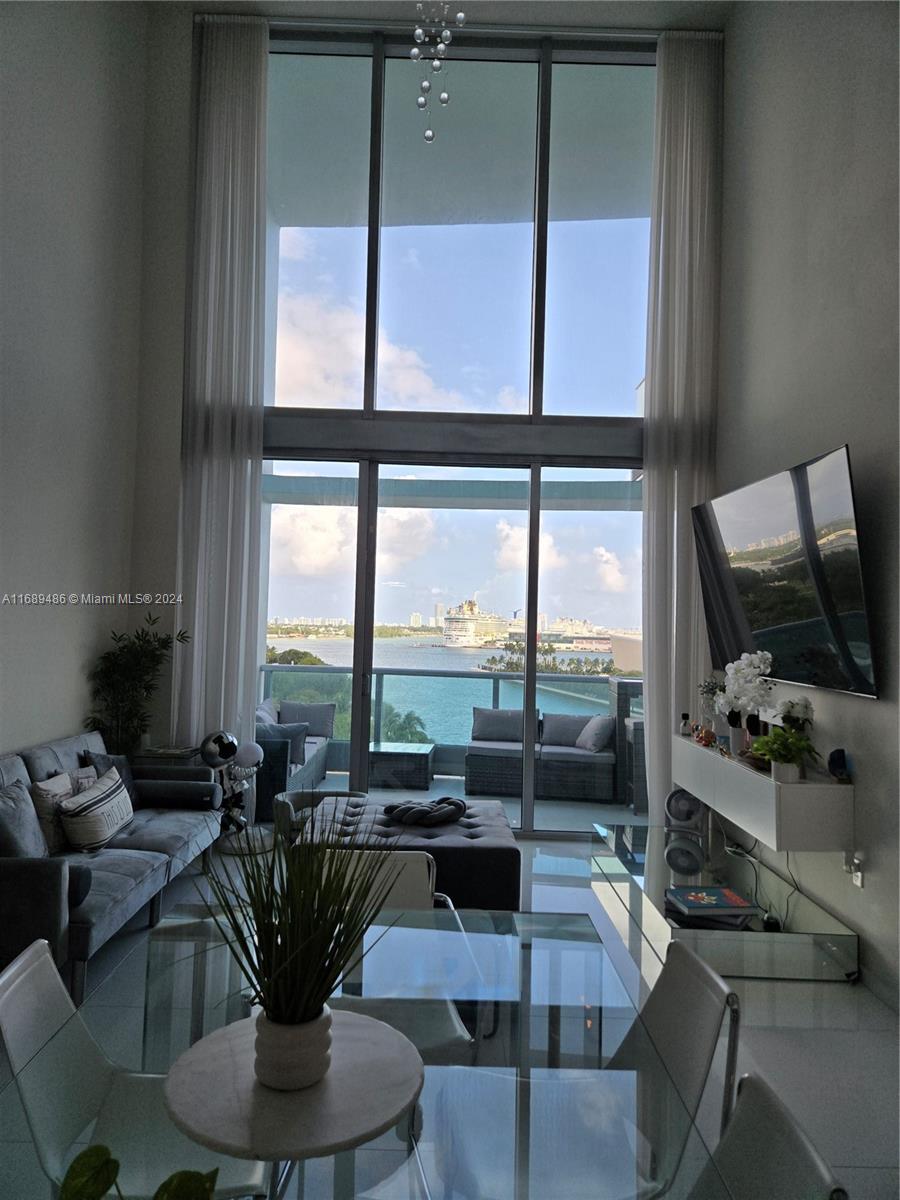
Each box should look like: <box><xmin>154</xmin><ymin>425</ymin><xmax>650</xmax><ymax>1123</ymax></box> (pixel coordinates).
<box><xmin>82</xmin><ymin>751</ymin><xmax>138</xmax><ymax>805</ymax></box>
<box><xmin>256</xmin><ymin>721</ymin><xmax>309</xmax><ymax>765</ymax></box>
<box><xmin>471</xmin><ymin>707</ymin><xmax>524</xmax><ymax>742</ymax></box>
<box><xmin>0</xmin><ymin>780</ymin><xmax>49</xmax><ymax>857</ymax></box>
<box><xmin>574</xmin><ymin>715</ymin><xmax>616</xmax><ymax>753</ymax></box>
<box><xmin>256</xmin><ymin>697</ymin><xmax>278</xmax><ymax>724</ymax></box>
<box><xmin>279</xmin><ymin>702</ymin><xmax>336</xmax><ymax>739</ymax></box>
<box><xmin>541</xmin><ymin>713</ymin><xmax>591</xmax><ymax>747</ymax></box>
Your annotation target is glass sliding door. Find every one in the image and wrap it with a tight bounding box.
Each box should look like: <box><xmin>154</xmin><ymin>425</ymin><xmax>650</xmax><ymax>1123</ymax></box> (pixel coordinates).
<box><xmin>534</xmin><ymin>468</ymin><xmax>643</xmax><ymax>832</ymax></box>
<box><xmin>261</xmin><ymin>461</ymin><xmax>360</xmax><ymax>782</ymax></box>
<box><xmin>368</xmin><ymin>464</ymin><xmax>531</xmax><ymax>827</ymax></box>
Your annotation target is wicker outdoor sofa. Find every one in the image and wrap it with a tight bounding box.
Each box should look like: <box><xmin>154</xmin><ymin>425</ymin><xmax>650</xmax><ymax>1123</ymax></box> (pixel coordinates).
<box><xmin>464</xmin><ymin>708</ymin><xmax>617</xmax><ymax>801</ymax></box>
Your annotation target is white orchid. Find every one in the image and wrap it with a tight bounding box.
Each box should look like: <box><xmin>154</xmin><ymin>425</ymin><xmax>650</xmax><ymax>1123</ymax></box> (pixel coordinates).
<box><xmin>716</xmin><ymin>651</ymin><xmax>773</xmax><ymax>717</ymax></box>
<box><xmin>777</xmin><ymin>696</ymin><xmax>814</xmax><ymax>730</ymax></box>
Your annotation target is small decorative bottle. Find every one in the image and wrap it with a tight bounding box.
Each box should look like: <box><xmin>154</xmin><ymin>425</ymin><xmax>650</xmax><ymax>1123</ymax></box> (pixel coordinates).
<box><xmin>679</xmin><ymin>712</ymin><xmax>692</xmax><ymax>736</ymax></box>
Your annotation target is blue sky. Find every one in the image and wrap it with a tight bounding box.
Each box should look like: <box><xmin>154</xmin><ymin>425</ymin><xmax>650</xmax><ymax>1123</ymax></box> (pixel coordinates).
<box><xmin>268</xmin><ymin>215</ymin><xmax>647</xmax><ymax>628</ymax></box>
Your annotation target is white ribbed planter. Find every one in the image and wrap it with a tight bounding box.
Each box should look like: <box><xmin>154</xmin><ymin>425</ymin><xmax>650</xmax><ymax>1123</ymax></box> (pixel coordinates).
<box><xmin>729</xmin><ymin>726</ymin><xmax>745</xmax><ymax>757</ymax></box>
<box><xmin>771</xmin><ymin>761</ymin><xmax>801</xmax><ymax>784</ymax></box>
<box><xmin>254</xmin><ymin>1005</ymin><xmax>332</xmax><ymax>1091</ymax></box>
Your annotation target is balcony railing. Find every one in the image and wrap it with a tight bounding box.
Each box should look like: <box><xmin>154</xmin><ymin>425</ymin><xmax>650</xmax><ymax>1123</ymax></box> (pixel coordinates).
<box><xmin>258</xmin><ymin>663</ymin><xmax>642</xmax><ymax>777</ymax></box>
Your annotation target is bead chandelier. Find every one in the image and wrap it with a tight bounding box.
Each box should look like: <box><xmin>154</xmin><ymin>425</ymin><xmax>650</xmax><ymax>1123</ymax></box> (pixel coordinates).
<box><xmin>410</xmin><ymin>3</ymin><xmax>466</xmax><ymax>143</ymax></box>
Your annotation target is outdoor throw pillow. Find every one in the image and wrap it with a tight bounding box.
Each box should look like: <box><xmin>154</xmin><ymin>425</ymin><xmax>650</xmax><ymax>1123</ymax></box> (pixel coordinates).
<box><xmin>256</xmin><ymin>697</ymin><xmax>278</xmax><ymax>724</ymax></box>
<box><xmin>471</xmin><ymin>707</ymin><xmax>525</xmax><ymax>742</ymax></box>
<box><xmin>574</xmin><ymin>715</ymin><xmax>616</xmax><ymax>754</ymax></box>
<box><xmin>0</xmin><ymin>780</ymin><xmax>49</xmax><ymax>857</ymax></box>
<box><xmin>541</xmin><ymin>713</ymin><xmax>591</xmax><ymax>747</ymax></box>
<box><xmin>82</xmin><ymin>751</ymin><xmax>138</xmax><ymax>806</ymax></box>
<box><xmin>60</xmin><ymin>767</ymin><xmax>134</xmax><ymax>851</ymax></box>
<box><xmin>255</xmin><ymin>721</ymin><xmax>309</xmax><ymax>766</ymax></box>
<box><xmin>31</xmin><ymin>768</ymin><xmax>97</xmax><ymax>854</ymax></box>
<box><xmin>279</xmin><ymin>702</ymin><xmax>336</xmax><ymax>739</ymax></box>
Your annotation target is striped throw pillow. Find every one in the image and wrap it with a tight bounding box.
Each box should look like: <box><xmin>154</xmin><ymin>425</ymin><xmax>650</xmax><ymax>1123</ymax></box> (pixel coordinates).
<box><xmin>31</xmin><ymin>767</ymin><xmax>98</xmax><ymax>853</ymax></box>
<box><xmin>59</xmin><ymin>767</ymin><xmax>133</xmax><ymax>851</ymax></box>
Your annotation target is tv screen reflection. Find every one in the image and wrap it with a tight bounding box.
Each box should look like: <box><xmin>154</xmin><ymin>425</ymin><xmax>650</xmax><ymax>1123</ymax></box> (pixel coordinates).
<box><xmin>693</xmin><ymin>446</ymin><xmax>876</xmax><ymax>696</ymax></box>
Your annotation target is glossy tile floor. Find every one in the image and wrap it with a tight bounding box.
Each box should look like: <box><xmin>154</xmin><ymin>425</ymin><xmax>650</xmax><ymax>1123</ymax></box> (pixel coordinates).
<box><xmin>1</xmin><ymin>831</ymin><xmax>897</xmax><ymax>1198</ymax></box>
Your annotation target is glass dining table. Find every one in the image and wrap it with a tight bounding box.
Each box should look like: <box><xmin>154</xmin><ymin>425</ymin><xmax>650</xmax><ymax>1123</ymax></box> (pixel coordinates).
<box><xmin>0</xmin><ymin>905</ymin><xmax>733</xmax><ymax>1200</ymax></box>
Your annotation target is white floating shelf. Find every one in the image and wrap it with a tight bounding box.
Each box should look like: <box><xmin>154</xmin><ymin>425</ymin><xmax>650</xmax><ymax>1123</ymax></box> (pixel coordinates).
<box><xmin>671</xmin><ymin>735</ymin><xmax>854</xmax><ymax>852</ymax></box>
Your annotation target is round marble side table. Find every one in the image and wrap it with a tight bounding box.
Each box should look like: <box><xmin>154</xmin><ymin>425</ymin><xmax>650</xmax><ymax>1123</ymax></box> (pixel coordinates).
<box><xmin>164</xmin><ymin>1010</ymin><xmax>424</xmax><ymax>1199</ymax></box>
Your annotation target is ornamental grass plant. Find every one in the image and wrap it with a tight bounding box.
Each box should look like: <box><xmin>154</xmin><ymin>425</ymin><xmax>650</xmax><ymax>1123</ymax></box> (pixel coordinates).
<box><xmin>204</xmin><ymin>809</ymin><xmax>398</xmax><ymax>1026</ymax></box>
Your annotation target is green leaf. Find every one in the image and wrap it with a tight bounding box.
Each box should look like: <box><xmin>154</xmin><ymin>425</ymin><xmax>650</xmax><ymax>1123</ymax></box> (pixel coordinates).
<box><xmin>152</xmin><ymin>1168</ymin><xmax>218</xmax><ymax>1200</ymax></box>
<box><xmin>60</xmin><ymin>1146</ymin><xmax>120</xmax><ymax>1200</ymax></box>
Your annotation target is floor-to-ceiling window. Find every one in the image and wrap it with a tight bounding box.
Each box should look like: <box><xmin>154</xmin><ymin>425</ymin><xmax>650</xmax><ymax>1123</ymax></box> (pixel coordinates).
<box><xmin>261</xmin><ymin>28</ymin><xmax>654</xmax><ymax>833</ymax></box>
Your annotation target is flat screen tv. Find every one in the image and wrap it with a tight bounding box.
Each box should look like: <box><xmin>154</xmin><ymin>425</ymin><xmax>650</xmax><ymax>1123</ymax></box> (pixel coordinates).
<box><xmin>692</xmin><ymin>445</ymin><xmax>877</xmax><ymax>697</ymax></box>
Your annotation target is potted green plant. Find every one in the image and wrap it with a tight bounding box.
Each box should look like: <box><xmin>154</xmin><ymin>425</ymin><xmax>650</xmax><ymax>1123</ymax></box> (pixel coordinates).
<box><xmin>203</xmin><ymin>810</ymin><xmax>398</xmax><ymax>1091</ymax></box>
<box><xmin>84</xmin><ymin>613</ymin><xmax>189</xmax><ymax>755</ymax></box>
<box><xmin>752</xmin><ymin>725</ymin><xmax>820</xmax><ymax>783</ymax></box>
<box><xmin>60</xmin><ymin>1145</ymin><xmax>214</xmax><ymax>1199</ymax></box>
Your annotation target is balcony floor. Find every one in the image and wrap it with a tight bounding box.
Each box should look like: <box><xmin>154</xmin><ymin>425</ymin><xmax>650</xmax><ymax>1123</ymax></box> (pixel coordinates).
<box><xmin>322</xmin><ymin>770</ymin><xmax>644</xmax><ymax>835</ymax></box>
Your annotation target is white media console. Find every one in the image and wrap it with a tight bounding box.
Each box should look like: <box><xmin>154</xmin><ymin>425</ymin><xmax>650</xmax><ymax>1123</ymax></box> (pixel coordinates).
<box><xmin>671</xmin><ymin>735</ymin><xmax>855</xmax><ymax>852</ymax></box>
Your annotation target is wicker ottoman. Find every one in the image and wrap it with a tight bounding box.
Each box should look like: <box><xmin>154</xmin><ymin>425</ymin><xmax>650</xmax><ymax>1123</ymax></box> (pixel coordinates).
<box><xmin>318</xmin><ymin>795</ymin><xmax>521</xmax><ymax>911</ymax></box>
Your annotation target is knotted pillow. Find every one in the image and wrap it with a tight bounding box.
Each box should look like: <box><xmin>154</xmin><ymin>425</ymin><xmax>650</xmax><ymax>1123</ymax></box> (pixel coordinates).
<box><xmin>383</xmin><ymin>797</ymin><xmax>467</xmax><ymax>826</ymax></box>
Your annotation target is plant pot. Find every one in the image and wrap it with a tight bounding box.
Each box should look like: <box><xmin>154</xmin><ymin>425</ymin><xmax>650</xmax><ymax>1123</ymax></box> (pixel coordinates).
<box><xmin>254</xmin><ymin>1005</ymin><xmax>332</xmax><ymax>1091</ymax></box>
<box><xmin>729</xmin><ymin>725</ymin><xmax>746</xmax><ymax>757</ymax></box>
<box><xmin>771</xmin><ymin>761</ymin><xmax>800</xmax><ymax>784</ymax></box>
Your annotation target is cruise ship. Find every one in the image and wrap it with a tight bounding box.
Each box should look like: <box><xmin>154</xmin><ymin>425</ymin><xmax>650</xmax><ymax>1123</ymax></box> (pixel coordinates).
<box><xmin>443</xmin><ymin>599</ymin><xmax>509</xmax><ymax>647</ymax></box>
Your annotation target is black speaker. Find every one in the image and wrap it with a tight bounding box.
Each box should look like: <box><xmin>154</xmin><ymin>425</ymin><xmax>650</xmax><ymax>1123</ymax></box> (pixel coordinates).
<box><xmin>664</xmin><ymin>787</ymin><xmax>707</xmax><ymax>874</ymax></box>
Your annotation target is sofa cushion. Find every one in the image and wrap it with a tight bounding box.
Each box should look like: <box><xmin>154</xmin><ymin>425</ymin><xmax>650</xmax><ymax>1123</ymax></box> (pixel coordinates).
<box><xmin>62</xmin><ymin>848</ymin><xmax>169</xmax><ymax>960</ymax></box>
<box><xmin>60</xmin><ymin>768</ymin><xmax>133</xmax><ymax>851</ymax></box>
<box><xmin>466</xmin><ymin>741</ymin><xmax>540</xmax><ymax>759</ymax></box>
<box><xmin>256</xmin><ymin>721</ymin><xmax>309</xmax><ymax>765</ymax></box>
<box><xmin>279</xmin><ymin>701</ymin><xmax>336</xmax><ymax>738</ymax></box>
<box><xmin>256</xmin><ymin>697</ymin><xmax>279</xmax><ymax>723</ymax></box>
<box><xmin>541</xmin><ymin>713</ymin><xmax>591</xmax><ymax>747</ymax></box>
<box><xmin>575</xmin><ymin>715</ymin><xmax>616</xmax><ymax>753</ymax></box>
<box><xmin>539</xmin><ymin>745</ymin><xmax>616</xmax><ymax>764</ymax></box>
<box><xmin>0</xmin><ymin>753</ymin><xmax>30</xmax><ymax>791</ymax></box>
<box><xmin>68</xmin><ymin>863</ymin><xmax>93</xmax><ymax>908</ymax></box>
<box><xmin>21</xmin><ymin>732</ymin><xmax>106</xmax><ymax>784</ymax></box>
<box><xmin>0</xmin><ymin>781</ymin><xmax>49</xmax><ymax>857</ymax></box>
<box><xmin>82</xmin><ymin>751</ymin><xmax>138</xmax><ymax>806</ymax></box>
<box><xmin>104</xmin><ymin>807</ymin><xmax>221</xmax><ymax>875</ymax></box>
<box><xmin>471</xmin><ymin>708</ymin><xmax>525</xmax><ymax>742</ymax></box>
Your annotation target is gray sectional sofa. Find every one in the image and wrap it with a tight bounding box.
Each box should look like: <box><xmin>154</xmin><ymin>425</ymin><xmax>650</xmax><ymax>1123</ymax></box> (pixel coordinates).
<box><xmin>465</xmin><ymin>708</ymin><xmax>617</xmax><ymax>801</ymax></box>
<box><xmin>0</xmin><ymin>731</ymin><xmax>222</xmax><ymax>1003</ymax></box>
<box><xmin>253</xmin><ymin>697</ymin><xmax>334</xmax><ymax>822</ymax></box>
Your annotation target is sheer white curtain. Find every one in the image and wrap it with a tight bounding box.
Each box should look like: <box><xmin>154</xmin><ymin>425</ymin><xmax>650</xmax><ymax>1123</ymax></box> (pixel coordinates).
<box><xmin>174</xmin><ymin>16</ymin><xmax>268</xmax><ymax>746</ymax></box>
<box><xmin>642</xmin><ymin>32</ymin><xmax>723</xmax><ymax>822</ymax></box>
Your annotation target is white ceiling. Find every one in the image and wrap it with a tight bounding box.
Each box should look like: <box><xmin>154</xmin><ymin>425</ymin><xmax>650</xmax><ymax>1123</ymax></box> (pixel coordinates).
<box><xmin>191</xmin><ymin>0</ymin><xmax>734</xmax><ymax>33</ymax></box>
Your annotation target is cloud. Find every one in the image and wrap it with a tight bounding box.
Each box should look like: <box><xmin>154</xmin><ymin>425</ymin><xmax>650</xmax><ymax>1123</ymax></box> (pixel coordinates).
<box><xmin>274</xmin><ymin>291</ymin><xmax>528</xmax><ymax>414</ymax></box>
<box><xmin>495</xmin><ymin>520</ymin><xmax>566</xmax><ymax>572</ymax></box>
<box><xmin>376</xmin><ymin>507</ymin><xmax>436</xmax><ymax>574</ymax></box>
<box><xmin>381</xmin><ymin>580</ymin><xmax>407</xmax><ymax>589</ymax></box>
<box><xmin>280</xmin><ymin>228</ymin><xmax>315</xmax><ymax>262</ymax></box>
<box><xmin>593</xmin><ymin>545</ymin><xmax>628</xmax><ymax>592</ymax></box>
<box><xmin>269</xmin><ymin>504</ymin><xmax>357</xmax><ymax>578</ymax></box>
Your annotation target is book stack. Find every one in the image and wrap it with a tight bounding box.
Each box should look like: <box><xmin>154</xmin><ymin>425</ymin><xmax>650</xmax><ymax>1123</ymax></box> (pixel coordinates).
<box><xmin>664</xmin><ymin>885</ymin><xmax>758</xmax><ymax>931</ymax></box>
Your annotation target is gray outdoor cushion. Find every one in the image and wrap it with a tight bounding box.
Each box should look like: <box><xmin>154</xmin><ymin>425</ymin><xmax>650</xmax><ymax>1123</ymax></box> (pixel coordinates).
<box><xmin>541</xmin><ymin>713</ymin><xmax>591</xmax><ymax>747</ymax></box>
<box><xmin>471</xmin><ymin>708</ymin><xmax>525</xmax><ymax>742</ymax></box>
<box><xmin>256</xmin><ymin>721</ymin><xmax>309</xmax><ymax>765</ymax></box>
<box><xmin>256</xmin><ymin>697</ymin><xmax>278</xmax><ymax>723</ymax></box>
<box><xmin>279</xmin><ymin>702</ymin><xmax>336</xmax><ymax>738</ymax></box>
<box><xmin>575</xmin><ymin>715</ymin><xmax>616</xmax><ymax>753</ymax></box>
<box><xmin>539</xmin><ymin>745</ymin><xmax>616</xmax><ymax>764</ymax></box>
<box><xmin>0</xmin><ymin>781</ymin><xmax>48</xmax><ymax>857</ymax></box>
<box><xmin>466</xmin><ymin>741</ymin><xmax>539</xmax><ymax>759</ymax></box>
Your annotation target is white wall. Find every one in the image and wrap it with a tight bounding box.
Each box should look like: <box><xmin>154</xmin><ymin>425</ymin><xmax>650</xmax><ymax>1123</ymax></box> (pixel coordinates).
<box><xmin>718</xmin><ymin>2</ymin><xmax>899</xmax><ymax>1005</ymax></box>
<box><xmin>0</xmin><ymin>2</ymin><xmax>149</xmax><ymax>751</ymax></box>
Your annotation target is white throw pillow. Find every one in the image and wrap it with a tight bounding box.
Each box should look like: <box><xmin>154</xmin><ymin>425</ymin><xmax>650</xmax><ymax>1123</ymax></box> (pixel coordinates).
<box><xmin>31</xmin><ymin>767</ymin><xmax>98</xmax><ymax>854</ymax></box>
<box><xmin>59</xmin><ymin>767</ymin><xmax>133</xmax><ymax>851</ymax></box>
